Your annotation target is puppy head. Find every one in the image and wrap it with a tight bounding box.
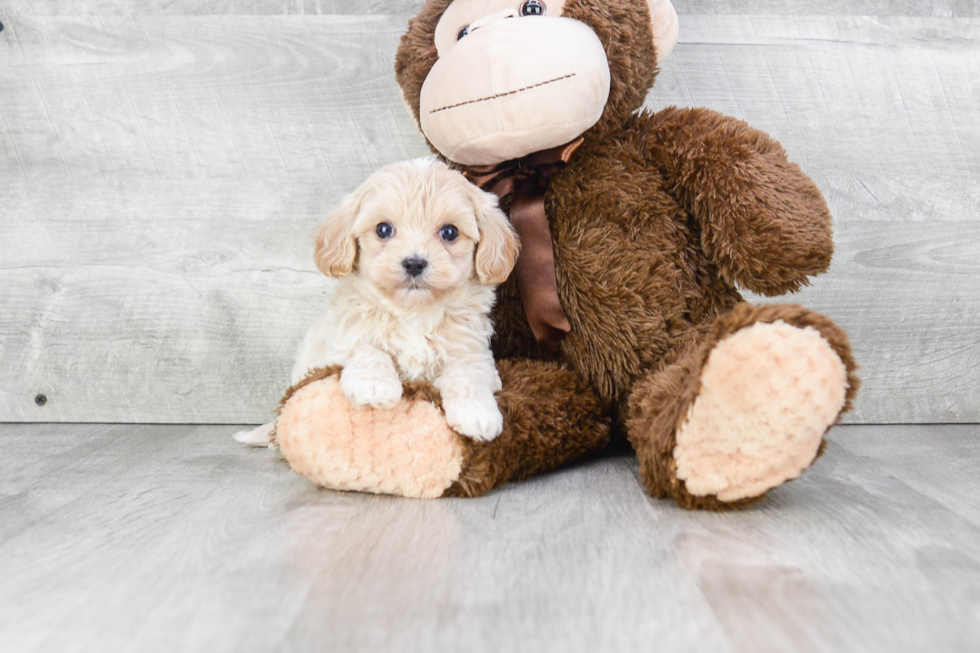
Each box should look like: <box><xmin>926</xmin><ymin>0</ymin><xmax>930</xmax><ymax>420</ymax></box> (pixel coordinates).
<box><xmin>314</xmin><ymin>158</ymin><xmax>519</xmax><ymax>304</ymax></box>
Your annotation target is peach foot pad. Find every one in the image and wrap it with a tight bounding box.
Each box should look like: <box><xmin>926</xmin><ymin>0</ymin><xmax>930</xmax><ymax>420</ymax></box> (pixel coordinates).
<box><xmin>675</xmin><ymin>321</ymin><xmax>849</xmax><ymax>502</ymax></box>
<box><xmin>276</xmin><ymin>376</ymin><xmax>464</xmax><ymax>499</ymax></box>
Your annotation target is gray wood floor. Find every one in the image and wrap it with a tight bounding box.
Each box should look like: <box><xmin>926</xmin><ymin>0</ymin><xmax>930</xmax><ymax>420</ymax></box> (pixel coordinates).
<box><xmin>2</xmin><ymin>423</ymin><xmax>978</xmax><ymax>653</ymax></box>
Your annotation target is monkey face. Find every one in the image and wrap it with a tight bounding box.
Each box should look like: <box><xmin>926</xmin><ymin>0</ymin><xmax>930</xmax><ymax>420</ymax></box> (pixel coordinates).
<box><xmin>397</xmin><ymin>0</ymin><xmax>680</xmax><ymax>166</ymax></box>
<box><xmin>421</xmin><ymin>2</ymin><xmax>610</xmax><ymax>166</ymax></box>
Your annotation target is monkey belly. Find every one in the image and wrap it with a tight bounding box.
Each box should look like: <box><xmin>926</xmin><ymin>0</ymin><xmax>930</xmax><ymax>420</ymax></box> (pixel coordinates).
<box><xmin>493</xmin><ymin>139</ymin><xmax>742</xmax><ymax>409</ymax></box>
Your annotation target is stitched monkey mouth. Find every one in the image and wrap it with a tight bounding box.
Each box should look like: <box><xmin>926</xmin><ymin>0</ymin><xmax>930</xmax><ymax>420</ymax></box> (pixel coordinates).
<box><xmin>429</xmin><ymin>73</ymin><xmax>577</xmax><ymax>114</ymax></box>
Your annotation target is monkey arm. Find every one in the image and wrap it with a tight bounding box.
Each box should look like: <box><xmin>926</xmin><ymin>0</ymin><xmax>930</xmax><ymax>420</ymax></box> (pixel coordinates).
<box><xmin>639</xmin><ymin>107</ymin><xmax>834</xmax><ymax>295</ymax></box>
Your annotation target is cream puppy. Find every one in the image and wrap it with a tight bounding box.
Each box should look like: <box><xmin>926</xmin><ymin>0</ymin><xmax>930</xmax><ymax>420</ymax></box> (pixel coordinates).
<box><xmin>234</xmin><ymin>158</ymin><xmax>519</xmax><ymax>446</ymax></box>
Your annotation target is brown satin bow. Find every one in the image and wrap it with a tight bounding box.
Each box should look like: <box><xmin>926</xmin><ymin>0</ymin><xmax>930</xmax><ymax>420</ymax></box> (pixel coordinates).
<box><xmin>463</xmin><ymin>137</ymin><xmax>584</xmax><ymax>354</ymax></box>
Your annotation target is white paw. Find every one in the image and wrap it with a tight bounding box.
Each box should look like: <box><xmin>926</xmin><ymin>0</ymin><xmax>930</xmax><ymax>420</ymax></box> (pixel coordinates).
<box><xmin>444</xmin><ymin>395</ymin><xmax>503</xmax><ymax>442</ymax></box>
<box><xmin>232</xmin><ymin>422</ymin><xmax>275</xmax><ymax>447</ymax></box>
<box><xmin>340</xmin><ymin>370</ymin><xmax>403</xmax><ymax>409</ymax></box>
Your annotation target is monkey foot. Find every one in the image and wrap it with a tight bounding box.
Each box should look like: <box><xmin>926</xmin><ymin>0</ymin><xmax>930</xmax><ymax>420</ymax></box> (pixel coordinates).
<box><xmin>673</xmin><ymin>320</ymin><xmax>849</xmax><ymax>502</ymax></box>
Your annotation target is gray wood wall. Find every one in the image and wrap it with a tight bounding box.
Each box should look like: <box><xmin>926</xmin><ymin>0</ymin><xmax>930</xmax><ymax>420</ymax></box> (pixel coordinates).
<box><xmin>1</xmin><ymin>1</ymin><xmax>978</xmax><ymax>424</ymax></box>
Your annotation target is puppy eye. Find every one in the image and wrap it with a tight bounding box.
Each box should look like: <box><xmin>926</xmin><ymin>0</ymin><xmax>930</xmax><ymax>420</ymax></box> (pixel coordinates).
<box><xmin>457</xmin><ymin>26</ymin><xmax>469</xmax><ymax>40</ymax></box>
<box><xmin>520</xmin><ymin>0</ymin><xmax>545</xmax><ymax>16</ymax></box>
<box><xmin>376</xmin><ymin>222</ymin><xmax>394</xmax><ymax>239</ymax></box>
<box><xmin>439</xmin><ymin>225</ymin><xmax>459</xmax><ymax>242</ymax></box>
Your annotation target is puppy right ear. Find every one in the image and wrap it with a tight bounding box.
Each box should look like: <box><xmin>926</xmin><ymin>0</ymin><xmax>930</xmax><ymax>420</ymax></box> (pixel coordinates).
<box><xmin>471</xmin><ymin>185</ymin><xmax>520</xmax><ymax>285</ymax></box>
<box><xmin>313</xmin><ymin>195</ymin><xmax>359</xmax><ymax>277</ymax></box>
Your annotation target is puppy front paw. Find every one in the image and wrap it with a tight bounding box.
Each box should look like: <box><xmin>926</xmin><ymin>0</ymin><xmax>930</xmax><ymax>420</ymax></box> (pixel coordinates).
<box><xmin>340</xmin><ymin>370</ymin><xmax>403</xmax><ymax>409</ymax></box>
<box><xmin>443</xmin><ymin>395</ymin><xmax>503</xmax><ymax>442</ymax></box>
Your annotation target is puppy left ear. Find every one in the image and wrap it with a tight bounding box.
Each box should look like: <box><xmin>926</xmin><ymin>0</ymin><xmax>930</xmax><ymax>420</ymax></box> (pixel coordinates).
<box><xmin>471</xmin><ymin>187</ymin><xmax>520</xmax><ymax>285</ymax></box>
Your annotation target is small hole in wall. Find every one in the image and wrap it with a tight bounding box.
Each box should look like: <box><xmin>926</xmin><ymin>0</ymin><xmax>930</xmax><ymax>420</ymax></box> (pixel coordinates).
<box><xmin>0</xmin><ymin>21</ymin><xmax>5</xmax><ymax>34</ymax></box>
<box><xmin>35</xmin><ymin>394</ymin><xmax>47</xmax><ymax>407</ymax></box>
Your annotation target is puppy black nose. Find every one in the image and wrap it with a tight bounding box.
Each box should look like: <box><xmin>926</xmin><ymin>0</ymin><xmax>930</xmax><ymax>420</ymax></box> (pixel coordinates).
<box><xmin>402</xmin><ymin>257</ymin><xmax>428</xmax><ymax>277</ymax></box>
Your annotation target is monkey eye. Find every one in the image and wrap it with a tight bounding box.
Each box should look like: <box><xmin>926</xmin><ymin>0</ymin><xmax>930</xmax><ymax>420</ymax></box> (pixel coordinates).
<box><xmin>376</xmin><ymin>222</ymin><xmax>395</xmax><ymax>239</ymax></box>
<box><xmin>520</xmin><ymin>0</ymin><xmax>546</xmax><ymax>16</ymax></box>
<box><xmin>439</xmin><ymin>225</ymin><xmax>459</xmax><ymax>242</ymax></box>
<box><xmin>457</xmin><ymin>26</ymin><xmax>469</xmax><ymax>40</ymax></box>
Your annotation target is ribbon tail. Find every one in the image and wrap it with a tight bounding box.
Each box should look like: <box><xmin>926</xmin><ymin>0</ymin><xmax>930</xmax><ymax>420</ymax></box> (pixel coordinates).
<box><xmin>508</xmin><ymin>192</ymin><xmax>571</xmax><ymax>353</ymax></box>
<box><xmin>463</xmin><ymin>138</ymin><xmax>584</xmax><ymax>354</ymax></box>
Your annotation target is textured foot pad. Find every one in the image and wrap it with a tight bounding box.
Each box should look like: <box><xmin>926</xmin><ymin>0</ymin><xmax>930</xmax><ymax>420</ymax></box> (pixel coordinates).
<box><xmin>674</xmin><ymin>321</ymin><xmax>848</xmax><ymax>502</ymax></box>
<box><xmin>276</xmin><ymin>376</ymin><xmax>463</xmax><ymax>498</ymax></box>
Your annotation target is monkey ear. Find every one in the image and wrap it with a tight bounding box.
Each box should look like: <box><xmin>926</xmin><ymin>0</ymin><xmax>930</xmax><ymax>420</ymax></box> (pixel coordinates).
<box><xmin>470</xmin><ymin>187</ymin><xmax>520</xmax><ymax>285</ymax></box>
<box><xmin>648</xmin><ymin>0</ymin><xmax>679</xmax><ymax>61</ymax></box>
<box><xmin>313</xmin><ymin>194</ymin><xmax>360</xmax><ymax>277</ymax></box>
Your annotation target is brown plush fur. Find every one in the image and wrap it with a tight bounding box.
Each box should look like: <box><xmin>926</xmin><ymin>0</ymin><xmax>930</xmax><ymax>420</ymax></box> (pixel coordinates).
<box><xmin>356</xmin><ymin>0</ymin><xmax>860</xmax><ymax>507</ymax></box>
<box><xmin>446</xmin><ymin>359</ymin><xmax>612</xmax><ymax>497</ymax></box>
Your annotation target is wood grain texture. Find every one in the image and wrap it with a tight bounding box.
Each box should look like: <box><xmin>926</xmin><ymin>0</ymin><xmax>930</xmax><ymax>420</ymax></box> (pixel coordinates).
<box><xmin>677</xmin><ymin>0</ymin><xmax>980</xmax><ymax>16</ymax></box>
<box><xmin>4</xmin><ymin>1</ymin><xmax>980</xmax><ymax>17</ymax></box>
<box><xmin>0</xmin><ymin>1</ymin><xmax>427</xmax><ymax>16</ymax></box>
<box><xmin>0</xmin><ymin>11</ymin><xmax>978</xmax><ymax>423</ymax></box>
<box><xmin>1</xmin><ymin>423</ymin><xmax>978</xmax><ymax>652</ymax></box>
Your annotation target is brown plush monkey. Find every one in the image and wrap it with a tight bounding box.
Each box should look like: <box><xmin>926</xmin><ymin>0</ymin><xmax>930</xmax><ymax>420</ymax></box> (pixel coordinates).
<box><xmin>274</xmin><ymin>0</ymin><xmax>860</xmax><ymax>509</ymax></box>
